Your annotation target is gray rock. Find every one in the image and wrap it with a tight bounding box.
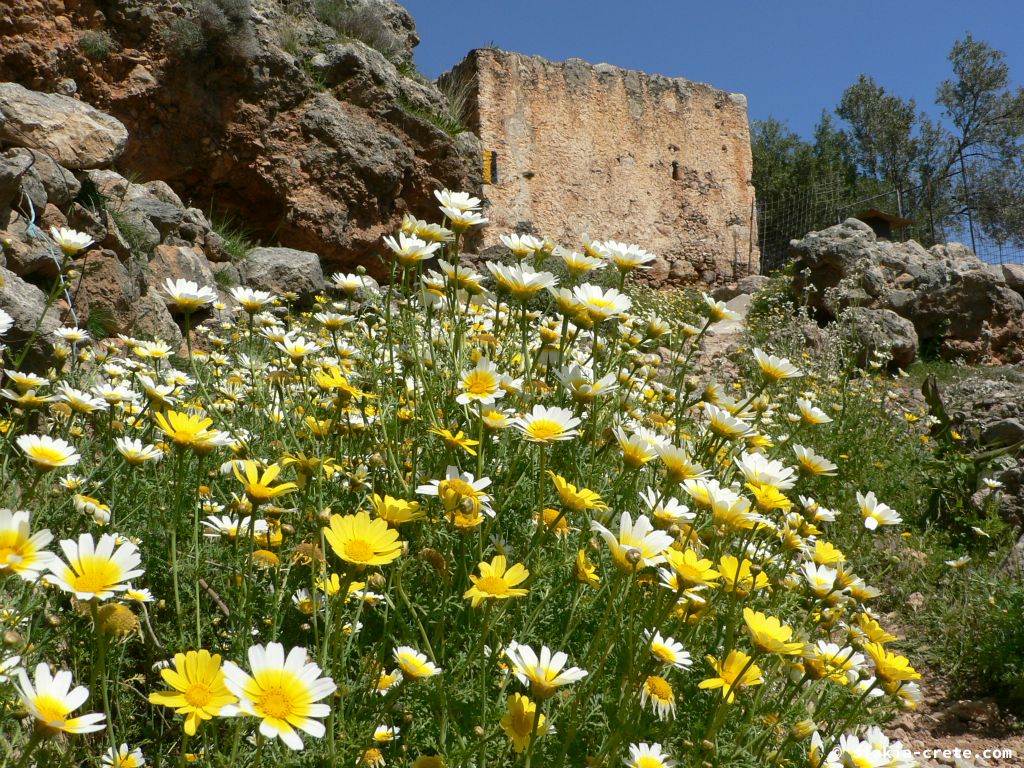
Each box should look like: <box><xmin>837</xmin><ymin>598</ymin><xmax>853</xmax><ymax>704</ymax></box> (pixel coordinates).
<box><xmin>9</xmin><ymin>149</ymin><xmax>81</xmax><ymax>208</ymax></box>
<box><xmin>0</xmin><ymin>83</ymin><xmax>128</xmax><ymax>169</ymax></box>
<box><xmin>239</xmin><ymin>246</ymin><xmax>324</xmax><ymax>303</ymax></box>
<box><xmin>0</xmin><ymin>150</ymin><xmax>33</xmax><ymax>210</ymax></box>
<box><xmin>845</xmin><ymin>307</ymin><xmax>919</xmax><ymax>369</ymax></box>
<box><xmin>1003</xmin><ymin>263</ymin><xmax>1024</xmax><ymax>297</ymax></box>
<box><xmin>179</xmin><ymin>208</ymin><xmax>212</xmax><ymax>242</ymax></box>
<box><xmin>0</xmin><ymin>265</ymin><xmax>60</xmax><ymax>371</ymax></box>
<box><xmin>82</xmin><ymin>169</ymin><xmax>131</xmax><ymax>202</ymax></box>
<box><xmin>981</xmin><ymin>419</ymin><xmax>1024</xmax><ymax>448</ymax></box>
<box><xmin>309</xmin><ymin>40</ymin><xmax>443</xmax><ymax>116</ymax></box>
<box><xmin>330</xmin><ymin>0</ymin><xmax>421</xmax><ymax>61</ymax></box>
<box><xmin>124</xmin><ymin>197</ymin><xmax>183</xmax><ymax>238</ymax></box>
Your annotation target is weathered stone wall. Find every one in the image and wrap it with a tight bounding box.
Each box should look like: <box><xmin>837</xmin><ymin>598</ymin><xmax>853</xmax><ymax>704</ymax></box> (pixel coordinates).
<box><xmin>450</xmin><ymin>49</ymin><xmax>759</xmax><ymax>285</ymax></box>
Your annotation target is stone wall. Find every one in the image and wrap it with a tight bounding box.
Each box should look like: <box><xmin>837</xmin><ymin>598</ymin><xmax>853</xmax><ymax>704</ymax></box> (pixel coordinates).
<box><xmin>449</xmin><ymin>49</ymin><xmax>759</xmax><ymax>285</ymax></box>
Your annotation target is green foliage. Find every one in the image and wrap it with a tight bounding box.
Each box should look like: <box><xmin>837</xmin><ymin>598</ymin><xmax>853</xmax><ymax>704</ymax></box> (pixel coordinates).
<box><xmin>78</xmin><ymin>29</ymin><xmax>118</xmax><ymax>60</ymax></box>
<box><xmin>164</xmin><ymin>0</ymin><xmax>257</xmax><ymax>62</ymax></box>
<box><xmin>398</xmin><ymin>95</ymin><xmax>466</xmax><ymax>138</ymax></box>
<box><xmin>313</xmin><ymin>0</ymin><xmax>405</xmax><ymax>61</ymax></box>
<box><xmin>436</xmin><ymin>66</ymin><xmax>476</xmax><ymax>135</ymax></box>
<box><xmin>83</xmin><ymin>306</ymin><xmax>114</xmax><ymax>339</ymax></box>
<box><xmin>208</xmin><ymin>211</ymin><xmax>256</xmax><ymax>261</ymax></box>
<box><xmin>755</xmin><ymin>34</ymin><xmax>1024</xmax><ymax>264</ymax></box>
<box><xmin>213</xmin><ymin>266</ymin><xmax>238</xmax><ymax>289</ymax></box>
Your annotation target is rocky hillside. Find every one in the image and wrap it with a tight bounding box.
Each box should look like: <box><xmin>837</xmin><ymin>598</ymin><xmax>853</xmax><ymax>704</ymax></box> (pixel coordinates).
<box><xmin>0</xmin><ymin>0</ymin><xmax>479</xmax><ymax>277</ymax></box>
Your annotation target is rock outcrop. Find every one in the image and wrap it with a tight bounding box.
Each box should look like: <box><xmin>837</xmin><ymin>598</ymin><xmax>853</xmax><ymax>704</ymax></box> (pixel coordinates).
<box><xmin>0</xmin><ymin>0</ymin><xmax>479</xmax><ymax>279</ymax></box>
<box><xmin>0</xmin><ymin>83</ymin><xmax>236</xmax><ymax>355</ymax></box>
<box><xmin>790</xmin><ymin>219</ymin><xmax>1024</xmax><ymax>364</ymax></box>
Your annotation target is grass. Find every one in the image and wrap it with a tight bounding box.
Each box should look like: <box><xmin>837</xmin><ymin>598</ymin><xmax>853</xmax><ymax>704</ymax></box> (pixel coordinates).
<box><xmin>79</xmin><ymin>30</ymin><xmax>118</xmax><ymax>60</ymax></box>
<box><xmin>108</xmin><ymin>209</ymin><xmax>154</xmax><ymax>257</ymax></box>
<box><xmin>313</xmin><ymin>0</ymin><xmax>405</xmax><ymax>61</ymax></box>
<box><xmin>207</xmin><ymin>211</ymin><xmax>256</xmax><ymax>261</ymax></box>
<box><xmin>398</xmin><ymin>95</ymin><xmax>467</xmax><ymax>138</ymax></box>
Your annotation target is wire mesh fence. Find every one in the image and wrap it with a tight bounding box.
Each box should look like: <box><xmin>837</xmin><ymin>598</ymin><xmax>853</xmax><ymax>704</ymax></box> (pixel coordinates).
<box><xmin>756</xmin><ymin>169</ymin><xmax>1024</xmax><ymax>272</ymax></box>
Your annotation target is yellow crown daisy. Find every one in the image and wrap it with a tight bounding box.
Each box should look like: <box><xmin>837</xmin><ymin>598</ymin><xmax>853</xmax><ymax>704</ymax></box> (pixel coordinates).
<box><xmin>546</xmin><ymin>471</ymin><xmax>608</xmax><ymax>513</ymax></box>
<box><xmin>499</xmin><ymin>693</ymin><xmax>550</xmax><ymax>753</ymax></box>
<box><xmin>698</xmin><ymin>650</ymin><xmax>764</xmax><ymax>703</ymax></box>
<box><xmin>370</xmin><ymin>494</ymin><xmax>425</xmax><ymax>526</ymax></box>
<box><xmin>743</xmin><ymin>608</ymin><xmax>805</xmax><ymax>656</ymax></box>
<box><xmin>15</xmin><ymin>662</ymin><xmax>105</xmax><ymax>737</ymax></box>
<box><xmin>463</xmin><ymin>555</ymin><xmax>530</xmax><ymax>607</ymax></box>
<box><xmin>232</xmin><ymin>461</ymin><xmax>298</xmax><ymax>505</ymax></box>
<box><xmin>504</xmin><ymin>642</ymin><xmax>588</xmax><ymax>699</ymax></box>
<box><xmin>323</xmin><ymin>511</ymin><xmax>403</xmax><ymax>568</ymax></box>
<box><xmin>221</xmin><ymin>642</ymin><xmax>336</xmax><ymax>751</ymax></box>
<box><xmin>148</xmin><ymin>650</ymin><xmax>237</xmax><ymax>736</ymax></box>
<box><xmin>45</xmin><ymin>532</ymin><xmax>144</xmax><ymax>602</ymax></box>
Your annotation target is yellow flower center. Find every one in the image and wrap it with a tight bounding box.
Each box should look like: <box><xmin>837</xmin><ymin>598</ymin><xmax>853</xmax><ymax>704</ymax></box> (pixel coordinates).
<box><xmin>636</xmin><ymin>757</ymin><xmax>664</xmax><ymax>768</ymax></box>
<box><xmin>184</xmin><ymin>682</ymin><xmax>214</xmax><ymax>709</ymax></box>
<box><xmin>463</xmin><ymin>371</ymin><xmax>497</xmax><ymax>396</ymax></box>
<box><xmin>67</xmin><ymin>556</ymin><xmax>121</xmax><ymax>594</ymax></box>
<box><xmin>645</xmin><ymin>675</ymin><xmax>673</xmax><ymax>701</ymax></box>
<box><xmin>526</xmin><ymin>419</ymin><xmax>563</xmax><ymax>440</ymax></box>
<box><xmin>344</xmin><ymin>539</ymin><xmax>375</xmax><ymax>563</ymax></box>
<box><xmin>256</xmin><ymin>685</ymin><xmax>295</xmax><ymax>720</ymax></box>
<box><xmin>33</xmin><ymin>694</ymin><xmax>69</xmax><ymax>729</ymax></box>
<box><xmin>651</xmin><ymin>643</ymin><xmax>674</xmax><ymax>663</ymax></box>
<box><xmin>475</xmin><ymin>575</ymin><xmax>509</xmax><ymax>596</ymax></box>
<box><xmin>28</xmin><ymin>446</ymin><xmax>67</xmax><ymax>465</ymax></box>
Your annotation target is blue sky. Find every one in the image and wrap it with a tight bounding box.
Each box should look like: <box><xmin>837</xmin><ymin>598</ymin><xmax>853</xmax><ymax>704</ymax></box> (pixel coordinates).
<box><xmin>403</xmin><ymin>0</ymin><xmax>1024</xmax><ymax>139</ymax></box>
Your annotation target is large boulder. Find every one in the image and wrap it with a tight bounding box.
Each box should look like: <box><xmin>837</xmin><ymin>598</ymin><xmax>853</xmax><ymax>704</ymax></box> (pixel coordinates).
<box><xmin>0</xmin><ymin>82</ymin><xmax>128</xmax><ymax>169</ymax></box>
<box><xmin>790</xmin><ymin>219</ymin><xmax>1024</xmax><ymax>363</ymax></box>
<box><xmin>239</xmin><ymin>246</ymin><xmax>324</xmax><ymax>303</ymax></box>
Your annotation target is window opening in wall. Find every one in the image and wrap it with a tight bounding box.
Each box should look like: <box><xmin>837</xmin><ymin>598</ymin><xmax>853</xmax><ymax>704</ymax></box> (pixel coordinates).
<box><xmin>482</xmin><ymin>150</ymin><xmax>498</xmax><ymax>184</ymax></box>
<box><xmin>671</xmin><ymin>161</ymin><xmax>681</xmax><ymax>181</ymax></box>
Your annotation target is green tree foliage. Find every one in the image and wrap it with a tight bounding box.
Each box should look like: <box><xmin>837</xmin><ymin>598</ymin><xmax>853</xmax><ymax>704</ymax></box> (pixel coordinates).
<box><xmin>755</xmin><ymin>35</ymin><xmax>1024</xmax><ymax>262</ymax></box>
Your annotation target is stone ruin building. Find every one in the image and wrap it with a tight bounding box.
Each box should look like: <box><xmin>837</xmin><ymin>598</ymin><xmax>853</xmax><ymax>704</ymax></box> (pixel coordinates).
<box><xmin>447</xmin><ymin>49</ymin><xmax>760</xmax><ymax>285</ymax></box>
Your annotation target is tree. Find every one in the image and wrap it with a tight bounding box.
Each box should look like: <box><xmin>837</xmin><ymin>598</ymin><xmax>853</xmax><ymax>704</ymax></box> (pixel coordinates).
<box><xmin>836</xmin><ymin>75</ymin><xmax>919</xmax><ymax>208</ymax></box>
<box><xmin>937</xmin><ymin>34</ymin><xmax>1024</xmax><ymax>246</ymax></box>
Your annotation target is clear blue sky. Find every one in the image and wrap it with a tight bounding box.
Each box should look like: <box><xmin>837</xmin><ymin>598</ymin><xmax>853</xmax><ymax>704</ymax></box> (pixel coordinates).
<box><xmin>403</xmin><ymin>0</ymin><xmax>1024</xmax><ymax>139</ymax></box>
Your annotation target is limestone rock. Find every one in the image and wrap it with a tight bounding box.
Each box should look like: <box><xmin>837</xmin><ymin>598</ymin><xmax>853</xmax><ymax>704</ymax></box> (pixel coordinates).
<box><xmin>790</xmin><ymin>219</ymin><xmax>1024</xmax><ymax>363</ymax></box>
<box><xmin>845</xmin><ymin>307</ymin><xmax>919</xmax><ymax>369</ymax></box>
<box><xmin>0</xmin><ymin>264</ymin><xmax>60</xmax><ymax>370</ymax></box>
<box><xmin>74</xmin><ymin>251</ymin><xmax>142</xmax><ymax>334</ymax></box>
<box><xmin>0</xmin><ymin>82</ymin><xmax>128</xmax><ymax>169</ymax></box>
<box><xmin>239</xmin><ymin>246</ymin><xmax>324</xmax><ymax>304</ymax></box>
